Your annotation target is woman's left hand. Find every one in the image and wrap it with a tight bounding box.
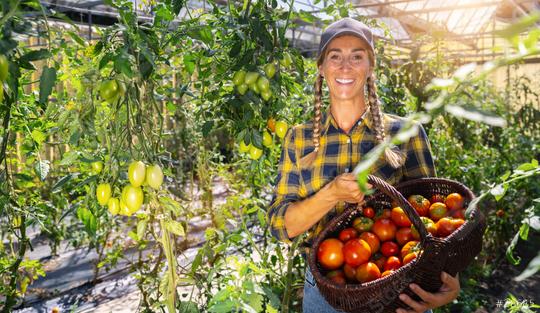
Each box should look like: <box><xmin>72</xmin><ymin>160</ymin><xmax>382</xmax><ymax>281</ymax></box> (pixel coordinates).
<box><xmin>395</xmin><ymin>272</ymin><xmax>460</xmax><ymax>313</ymax></box>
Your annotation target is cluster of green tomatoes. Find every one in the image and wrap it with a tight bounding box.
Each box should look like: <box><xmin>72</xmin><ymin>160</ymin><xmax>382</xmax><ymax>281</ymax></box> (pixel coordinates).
<box><xmin>238</xmin><ymin>117</ymin><xmax>289</xmax><ymax>160</ymax></box>
<box><xmin>92</xmin><ymin>161</ymin><xmax>164</xmax><ymax>216</ymax></box>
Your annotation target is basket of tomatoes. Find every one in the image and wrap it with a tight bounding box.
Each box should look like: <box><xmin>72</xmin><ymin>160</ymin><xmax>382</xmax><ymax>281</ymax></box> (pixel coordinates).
<box><xmin>307</xmin><ymin>175</ymin><xmax>486</xmax><ymax>313</ymax></box>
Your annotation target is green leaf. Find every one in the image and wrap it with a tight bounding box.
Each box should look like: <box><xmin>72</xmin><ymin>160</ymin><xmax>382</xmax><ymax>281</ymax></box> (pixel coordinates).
<box><xmin>515</xmin><ymin>161</ymin><xmax>538</xmax><ymax>172</ymax></box>
<box><xmin>164</xmin><ymin>219</ymin><xmax>185</xmax><ymax>237</ymax></box>
<box><xmin>494</xmin><ymin>12</ymin><xmax>540</xmax><ymax>39</ymax></box>
<box><xmin>59</xmin><ymin>151</ymin><xmax>79</xmax><ymax>166</ymax></box>
<box><xmin>183</xmin><ymin>54</ymin><xmax>196</xmax><ymax>74</ymax></box>
<box><xmin>453</xmin><ymin>62</ymin><xmax>477</xmax><ymax>81</ymax></box>
<box><xmin>515</xmin><ymin>252</ymin><xmax>540</xmax><ymax>282</ymax></box>
<box><xmin>445</xmin><ymin>104</ymin><xmax>507</xmax><ymax>127</ymax></box>
<box><xmin>202</xmin><ymin>121</ymin><xmax>214</xmax><ymax>136</ymax></box>
<box><xmin>66</xmin><ymin>31</ymin><xmax>87</xmax><ymax>46</ymax></box>
<box><xmin>34</xmin><ymin>160</ymin><xmax>50</xmax><ymax>181</ymax></box>
<box><xmin>21</xmin><ymin>49</ymin><xmax>51</xmax><ymax>62</ymax></box>
<box><xmin>99</xmin><ymin>53</ymin><xmax>114</xmax><ymax>69</ymax></box>
<box><xmin>251</xmin><ymin>130</ymin><xmax>263</xmax><ymax>149</ymax></box>
<box><xmin>519</xmin><ymin>223</ymin><xmax>529</xmax><ymax>241</ymax></box>
<box><xmin>506</xmin><ymin>232</ymin><xmax>521</xmax><ymax>266</ymax></box>
<box><xmin>137</xmin><ymin>219</ymin><xmax>148</xmax><ymax>240</ymax></box>
<box><xmin>31</xmin><ymin>129</ymin><xmax>47</xmax><ymax>145</ymax></box>
<box><xmin>52</xmin><ymin>174</ymin><xmax>75</xmax><ymax>192</ymax></box>
<box><xmin>171</xmin><ymin>0</ymin><xmax>185</xmax><ymax>14</ymax></box>
<box><xmin>114</xmin><ymin>53</ymin><xmax>133</xmax><ymax>78</ymax></box>
<box><xmin>39</xmin><ymin>66</ymin><xmax>57</xmax><ymax>104</ymax></box>
<box><xmin>490</xmin><ymin>184</ymin><xmax>507</xmax><ymax>201</ymax></box>
<box><xmin>77</xmin><ymin>207</ymin><xmax>97</xmax><ymax>235</ymax></box>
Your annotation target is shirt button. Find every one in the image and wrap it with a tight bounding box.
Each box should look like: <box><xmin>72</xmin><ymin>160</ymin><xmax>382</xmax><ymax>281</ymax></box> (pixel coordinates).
<box><xmin>345</xmin><ymin>168</ymin><xmax>350</xmax><ymax>173</ymax></box>
<box><xmin>347</xmin><ymin>138</ymin><xmax>351</xmax><ymax>144</ymax></box>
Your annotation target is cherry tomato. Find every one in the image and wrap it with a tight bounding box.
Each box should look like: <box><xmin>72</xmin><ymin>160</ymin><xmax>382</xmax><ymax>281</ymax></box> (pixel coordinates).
<box><xmin>338</xmin><ymin>228</ymin><xmax>358</xmax><ymax>243</ymax></box>
<box><xmin>408</xmin><ymin>195</ymin><xmax>431</xmax><ymax>216</ymax></box>
<box><xmin>262</xmin><ymin>131</ymin><xmax>273</xmax><ymax>147</ymax></box>
<box><xmin>362</xmin><ymin>207</ymin><xmax>375</xmax><ymax>218</ymax></box>
<box><xmin>249</xmin><ymin>145</ymin><xmax>263</xmax><ymax>160</ymax></box>
<box><xmin>99</xmin><ymin>79</ymin><xmax>119</xmax><ymax>101</ymax></box>
<box><xmin>452</xmin><ymin>218</ymin><xmax>466</xmax><ymax>231</ymax></box>
<box><xmin>239</xmin><ymin>140</ymin><xmax>250</xmax><ymax>153</ymax></box>
<box><xmin>237</xmin><ymin>84</ymin><xmax>248</xmax><ymax>95</ymax></box>
<box><xmin>391</xmin><ymin>207</ymin><xmax>412</xmax><ymax>227</ymax></box>
<box><xmin>343</xmin><ymin>238</ymin><xmax>371</xmax><ymax>267</ymax></box>
<box><xmin>264</xmin><ymin>63</ymin><xmax>276</xmax><ymax>78</ymax></box>
<box><xmin>145</xmin><ymin>164</ymin><xmax>164</xmax><ymax>189</ymax></box>
<box><xmin>445</xmin><ymin>193</ymin><xmax>464</xmax><ymax>210</ymax></box>
<box><xmin>401</xmin><ymin>241</ymin><xmax>420</xmax><ymax>259</ymax></box>
<box><xmin>403</xmin><ymin>252</ymin><xmax>418</xmax><ymax>265</ymax></box>
<box><xmin>372</xmin><ymin>254</ymin><xmax>387</xmax><ymax>271</ymax></box>
<box><xmin>381</xmin><ymin>270</ymin><xmax>393</xmax><ymax>277</ymax></box>
<box><xmin>267</xmin><ymin>118</ymin><xmax>276</xmax><ymax>133</ymax></box>
<box><xmin>436</xmin><ymin>217</ymin><xmax>456</xmax><ymax>237</ymax></box>
<box><xmin>327</xmin><ymin>270</ymin><xmax>346</xmax><ymax>285</ymax></box>
<box><xmin>280</xmin><ymin>52</ymin><xmax>293</xmax><ymax>67</ymax></box>
<box><xmin>317</xmin><ymin>238</ymin><xmax>344</xmax><ymax>270</ymax></box>
<box><xmin>96</xmin><ymin>183</ymin><xmax>112</xmax><ymax>206</ymax></box>
<box><xmin>107</xmin><ymin>197</ymin><xmax>120</xmax><ymax>215</ymax></box>
<box><xmin>261</xmin><ymin>90</ymin><xmax>272</xmax><ymax>101</ymax></box>
<box><xmin>275</xmin><ymin>121</ymin><xmax>288</xmax><ymax>139</ymax></box>
<box><xmin>384</xmin><ymin>256</ymin><xmax>402</xmax><ymax>271</ymax></box>
<box><xmin>411</xmin><ymin>217</ymin><xmax>438</xmax><ymax>239</ymax></box>
<box><xmin>375</xmin><ymin>209</ymin><xmax>392</xmax><ymax>221</ymax></box>
<box><xmin>372</xmin><ymin>218</ymin><xmax>397</xmax><ymax>242</ymax></box>
<box><xmin>343</xmin><ymin>263</ymin><xmax>357</xmax><ymax>282</ymax></box>
<box><xmin>430</xmin><ymin>194</ymin><xmax>446</xmax><ymax>204</ymax></box>
<box><xmin>91</xmin><ymin>161</ymin><xmax>103</xmax><ymax>174</ymax></box>
<box><xmin>232</xmin><ymin>70</ymin><xmax>246</xmax><ymax>86</ymax></box>
<box><xmin>380</xmin><ymin>241</ymin><xmax>399</xmax><ymax>257</ymax></box>
<box><xmin>429</xmin><ymin>202</ymin><xmax>448</xmax><ymax>221</ymax></box>
<box><xmin>353</xmin><ymin>217</ymin><xmax>374</xmax><ymax>232</ymax></box>
<box><xmin>256</xmin><ymin>76</ymin><xmax>270</xmax><ymax>92</ymax></box>
<box><xmin>122</xmin><ymin>185</ymin><xmax>144</xmax><ymax>214</ymax></box>
<box><xmin>244</xmin><ymin>72</ymin><xmax>259</xmax><ymax>85</ymax></box>
<box><xmin>355</xmin><ymin>262</ymin><xmax>381</xmax><ymax>283</ymax></box>
<box><xmin>359</xmin><ymin>231</ymin><xmax>380</xmax><ymax>253</ymax></box>
<box><xmin>452</xmin><ymin>209</ymin><xmax>466</xmax><ymax>219</ymax></box>
<box><xmin>249</xmin><ymin>82</ymin><xmax>260</xmax><ymax>94</ymax></box>
<box><xmin>496</xmin><ymin>209</ymin><xmax>505</xmax><ymax>217</ymax></box>
<box><xmin>395</xmin><ymin>227</ymin><xmax>414</xmax><ymax>246</ymax></box>
<box><xmin>128</xmin><ymin>161</ymin><xmax>146</xmax><ymax>187</ymax></box>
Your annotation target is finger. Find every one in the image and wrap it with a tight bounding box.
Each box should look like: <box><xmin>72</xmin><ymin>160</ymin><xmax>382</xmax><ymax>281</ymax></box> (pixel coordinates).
<box><xmin>398</xmin><ymin>293</ymin><xmax>428</xmax><ymax>312</ymax></box>
<box><xmin>441</xmin><ymin>272</ymin><xmax>460</xmax><ymax>290</ymax></box>
<box><xmin>409</xmin><ymin>283</ymin><xmax>436</xmax><ymax>304</ymax></box>
<box><xmin>395</xmin><ymin>308</ymin><xmax>416</xmax><ymax>313</ymax></box>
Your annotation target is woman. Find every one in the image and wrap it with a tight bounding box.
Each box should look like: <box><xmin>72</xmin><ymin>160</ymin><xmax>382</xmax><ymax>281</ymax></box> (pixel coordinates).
<box><xmin>267</xmin><ymin>18</ymin><xmax>460</xmax><ymax>313</ymax></box>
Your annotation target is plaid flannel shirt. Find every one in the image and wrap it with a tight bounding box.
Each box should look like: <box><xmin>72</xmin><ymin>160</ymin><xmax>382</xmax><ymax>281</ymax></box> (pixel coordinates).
<box><xmin>267</xmin><ymin>111</ymin><xmax>436</xmax><ymax>244</ymax></box>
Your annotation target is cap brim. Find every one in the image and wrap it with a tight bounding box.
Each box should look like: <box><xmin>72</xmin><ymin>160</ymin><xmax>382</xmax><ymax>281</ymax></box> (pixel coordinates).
<box><xmin>318</xmin><ymin>30</ymin><xmax>374</xmax><ymax>58</ymax></box>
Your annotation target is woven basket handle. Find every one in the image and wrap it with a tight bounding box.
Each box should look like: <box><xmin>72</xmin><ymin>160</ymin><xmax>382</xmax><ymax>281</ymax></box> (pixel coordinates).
<box><xmin>367</xmin><ymin>175</ymin><xmax>429</xmax><ymax>241</ymax></box>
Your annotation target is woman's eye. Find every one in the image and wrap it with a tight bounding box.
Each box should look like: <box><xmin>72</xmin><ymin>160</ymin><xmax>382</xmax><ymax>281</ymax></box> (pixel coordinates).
<box><xmin>330</xmin><ymin>55</ymin><xmax>340</xmax><ymax>60</ymax></box>
<box><xmin>353</xmin><ymin>55</ymin><xmax>362</xmax><ymax>60</ymax></box>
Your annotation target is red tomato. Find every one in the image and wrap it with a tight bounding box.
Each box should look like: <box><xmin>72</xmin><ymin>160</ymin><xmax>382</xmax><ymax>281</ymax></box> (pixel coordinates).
<box><xmin>343</xmin><ymin>238</ymin><xmax>372</xmax><ymax>267</ymax></box>
<box><xmin>401</xmin><ymin>241</ymin><xmax>420</xmax><ymax>259</ymax></box>
<box><xmin>372</xmin><ymin>218</ymin><xmax>397</xmax><ymax>242</ymax></box>
<box><xmin>452</xmin><ymin>218</ymin><xmax>466</xmax><ymax>230</ymax></box>
<box><xmin>430</xmin><ymin>194</ymin><xmax>446</xmax><ymax>204</ymax></box>
<box><xmin>327</xmin><ymin>270</ymin><xmax>346</xmax><ymax>285</ymax></box>
<box><xmin>408</xmin><ymin>195</ymin><xmax>430</xmax><ymax>216</ymax></box>
<box><xmin>411</xmin><ymin>217</ymin><xmax>438</xmax><ymax>239</ymax></box>
<box><xmin>445</xmin><ymin>193</ymin><xmax>464</xmax><ymax>211</ymax></box>
<box><xmin>381</xmin><ymin>241</ymin><xmax>399</xmax><ymax>257</ymax></box>
<box><xmin>375</xmin><ymin>209</ymin><xmax>392</xmax><ymax>221</ymax></box>
<box><xmin>355</xmin><ymin>262</ymin><xmax>381</xmax><ymax>283</ymax></box>
<box><xmin>384</xmin><ymin>256</ymin><xmax>402</xmax><ymax>271</ymax></box>
<box><xmin>436</xmin><ymin>217</ymin><xmax>456</xmax><ymax>237</ymax></box>
<box><xmin>352</xmin><ymin>217</ymin><xmax>374</xmax><ymax>232</ymax></box>
<box><xmin>391</xmin><ymin>207</ymin><xmax>412</xmax><ymax>227</ymax></box>
<box><xmin>381</xmin><ymin>270</ymin><xmax>393</xmax><ymax>277</ymax></box>
<box><xmin>359</xmin><ymin>231</ymin><xmax>380</xmax><ymax>254</ymax></box>
<box><xmin>317</xmin><ymin>238</ymin><xmax>344</xmax><ymax>270</ymax></box>
<box><xmin>451</xmin><ymin>209</ymin><xmax>466</xmax><ymax>219</ymax></box>
<box><xmin>403</xmin><ymin>252</ymin><xmax>418</xmax><ymax>265</ymax></box>
<box><xmin>343</xmin><ymin>263</ymin><xmax>357</xmax><ymax>282</ymax></box>
<box><xmin>395</xmin><ymin>228</ymin><xmax>414</xmax><ymax>246</ymax></box>
<box><xmin>429</xmin><ymin>202</ymin><xmax>448</xmax><ymax>221</ymax></box>
<box><xmin>372</xmin><ymin>254</ymin><xmax>387</xmax><ymax>271</ymax></box>
<box><xmin>338</xmin><ymin>228</ymin><xmax>358</xmax><ymax>242</ymax></box>
<box><xmin>363</xmin><ymin>207</ymin><xmax>375</xmax><ymax>218</ymax></box>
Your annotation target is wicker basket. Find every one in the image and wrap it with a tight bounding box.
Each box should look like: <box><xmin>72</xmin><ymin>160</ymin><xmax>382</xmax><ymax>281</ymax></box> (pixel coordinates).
<box><xmin>307</xmin><ymin>175</ymin><xmax>486</xmax><ymax>313</ymax></box>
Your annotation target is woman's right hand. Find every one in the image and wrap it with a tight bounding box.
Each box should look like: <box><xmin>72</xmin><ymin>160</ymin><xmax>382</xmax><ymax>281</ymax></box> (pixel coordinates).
<box><xmin>327</xmin><ymin>173</ymin><xmax>372</xmax><ymax>204</ymax></box>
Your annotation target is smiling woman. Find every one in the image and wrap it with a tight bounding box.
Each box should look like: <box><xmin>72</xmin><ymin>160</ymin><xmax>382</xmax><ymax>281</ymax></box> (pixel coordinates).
<box><xmin>266</xmin><ymin>17</ymin><xmax>460</xmax><ymax>313</ymax></box>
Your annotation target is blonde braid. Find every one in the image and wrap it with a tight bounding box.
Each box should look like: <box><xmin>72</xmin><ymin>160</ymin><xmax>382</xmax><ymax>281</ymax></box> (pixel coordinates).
<box><xmin>367</xmin><ymin>73</ymin><xmax>406</xmax><ymax>168</ymax></box>
<box><xmin>299</xmin><ymin>73</ymin><xmax>324</xmax><ymax>168</ymax></box>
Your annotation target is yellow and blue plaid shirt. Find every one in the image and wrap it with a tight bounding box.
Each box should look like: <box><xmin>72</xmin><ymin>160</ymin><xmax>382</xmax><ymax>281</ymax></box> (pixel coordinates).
<box><xmin>267</xmin><ymin>110</ymin><xmax>436</xmax><ymax>244</ymax></box>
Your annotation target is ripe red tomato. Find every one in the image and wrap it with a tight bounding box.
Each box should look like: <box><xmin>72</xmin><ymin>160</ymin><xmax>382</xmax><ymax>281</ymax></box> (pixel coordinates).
<box><xmin>352</xmin><ymin>217</ymin><xmax>374</xmax><ymax>232</ymax></box>
<box><xmin>338</xmin><ymin>228</ymin><xmax>358</xmax><ymax>243</ymax></box>
<box><xmin>327</xmin><ymin>270</ymin><xmax>346</xmax><ymax>285</ymax></box>
<box><xmin>372</xmin><ymin>254</ymin><xmax>387</xmax><ymax>271</ymax></box>
<box><xmin>395</xmin><ymin>227</ymin><xmax>414</xmax><ymax>246</ymax></box>
<box><xmin>384</xmin><ymin>256</ymin><xmax>402</xmax><ymax>271</ymax></box>
<box><xmin>317</xmin><ymin>238</ymin><xmax>344</xmax><ymax>270</ymax></box>
<box><xmin>381</xmin><ymin>270</ymin><xmax>393</xmax><ymax>277</ymax></box>
<box><xmin>363</xmin><ymin>207</ymin><xmax>375</xmax><ymax>218</ymax></box>
<box><xmin>372</xmin><ymin>219</ymin><xmax>397</xmax><ymax>242</ymax></box>
<box><xmin>430</xmin><ymin>194</ymin><xmax>446</xmax><ymax>204</ymax></box>
<box><xmin>451</xmin><ymin>209</ymin><xmax>466</xmax><ymax>219</ymax></box>
<box><xmin>445</xmin><ymin>193</ymin><xmax>464</xmax><ymax>211</ymax></box>
<box><xmin>381</xmin><ymin>241</ymin><xmax>399</xmax><ymax>257</ymax></box>
<box><xmin>496</xmin><ymin>209</ymin><xmax>505</xmax><ymax>217</ymax></box>
<box><xmin>401</xmin><ymin>241</ymin><xmax>420</xmax><ymax>259</ymax></box>
<box><xmin>403</xmin><ymin>252</ymin><xmax>418</xmax><ymax>265</ymax></box>
<box><xmin>375</xmin><ymin>209</ymin><xmax>392</xmax><ymax>221</ymax></box>
<box><xmin>391</xmin><ymin>207</ymin><xmax>412</xmax><ymax>227</ymax></box>
<box><xmin>343</xmin><ymin>238</ymin><xmax>372</xmax><ymax>267</ymax></box>
<box><xmin>356</xmin><ymin>262</ymin><xmax>381</xmax><ymax>283</ymax></box>
<box><xmin>343</xmin><ymin>263</ymin><xmax>357</xmax><ymax>281</ymax></box>
<box><xmin>411</xmin><ymin>217</ymin><xmax>438</xmax><ymax>239</ymax></box>
<box><xmin>408</xmin><ymin>195</ymin><xmax>430</xmax><ymax>216</ymax></box>
<box><xmin>436</xmin><ymin>217</ymin><xmax>456</xmax><ymax>237</ymax></box>
<box><xmin>359</xmin><ymin>231</ymin><xmax>380</xmax><ymax>254</ymax></box>
<box><xmin>429</xmin><ymin>202</ymin><xmax>448</xmax><ymax>221</ymax></box>
<box><xmin>452</xmin><ymin>218</ymin><xmax>465</xmax><ymax>230</ymax></box>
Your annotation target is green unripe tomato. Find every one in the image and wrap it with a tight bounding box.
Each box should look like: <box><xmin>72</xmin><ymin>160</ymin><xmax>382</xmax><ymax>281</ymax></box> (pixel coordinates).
<box><xmin>239</xmin><ymin>140</ymin><xmax>250</xmax><ymax>153</ymax></box>
<box><xmin>264</xmin><ymin>63</ymin><xmax>276</xmax><ymax>78</ymax></box>
<box><xmin>261</xmin><ymin>90</ymin><xmax>272</xmax><ymax>101</ymax></box>
<box><xmin>128</xmin><ymin>161</ymin><xmax>146</xmax><ymax>187</ymax></box>
<box><xmin>244</xmin><ymin>72</ymin><xmax>259</xmax><ymax>85</ymax></box>
<box><xmin>262</xmin><ymin>131</ymin><xmax>273</xmax><ymax>147</ymax></box>
<box><xmin>237</xmin><ymin>84</ymin><xmax>248</xmax><ymax>95</ymax></box>
<box><xmin>91</xmin><ymin>161</ymin><xmax>103</xmax><ymax>174</ymax></box>
<box><xmin>232</xmin><ymin>70</ymin><xmax>246</xmax><ymax>86</ymax></box>
<box><xmin>257</xmin><ymin>76</ymin><xmax>270</xmax><ymax>93</ymax></box>
<box><xmin>280</xmin><ymin>52</ymin><xmax>293</xmax><ymax>67</ymax></box>
<box><xmin>0</xmin><ymin>55</ymin><xmax>8</xmax><ymax>82</ymax></box>
<box><xmin>249</xmin><ymin>82</ymin><xmax>260</xmax><ymax>94</ymax></box>
<box><xmin>275</xmin><ymin>121</ymin><xmax>289</xmax><ymax>139</ymax></box>
<box><xmin>122</xmin><ymin>185</ymin><xmax>144</xmax><ymax>214</ymax></box>
<box><xmin>108</xmin><ymin>197</ymin><xmax>120</xmax><ymax>215</ymax></box>
<box><xmin>99</xmin><ymin>80</ymin><xmax>119</xmax><ymax>101</ymax></box>
<box><xmin>145</xmin><ymin>164</ymin><xmax>164</xmax><ymax>189</ymax></box>
<box><xmin>0</xmin><ymin>83</ymin><xmax>4</xmax><ymax>103</ymax></box>
<box><xmin>249</xmin><ymin>145</ymin><xmax>263</xmax><ymax>160</ymax></box>
<box><xmin>96</xmin><ymin>183</ymin><xmax>112</xmax><ymax>206</ymax></box>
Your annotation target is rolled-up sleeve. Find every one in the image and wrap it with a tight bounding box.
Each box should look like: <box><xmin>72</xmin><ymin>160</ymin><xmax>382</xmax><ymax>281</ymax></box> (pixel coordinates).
<box><xmin>267</xmin><ymin>128</ymin><xmax>301</xmax><ymax>243</ymax></box>
<box><xmin>402</xmin><ymin>123</ymin><xmax>436</xmax><ymax>180</ymax></box>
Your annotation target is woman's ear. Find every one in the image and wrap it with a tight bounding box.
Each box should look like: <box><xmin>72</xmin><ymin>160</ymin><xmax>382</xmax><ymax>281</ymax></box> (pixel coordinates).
<box><xmin>318</xmin><ymin>65</ymin><xmax>323</xmax><ymax>78</ymax></box>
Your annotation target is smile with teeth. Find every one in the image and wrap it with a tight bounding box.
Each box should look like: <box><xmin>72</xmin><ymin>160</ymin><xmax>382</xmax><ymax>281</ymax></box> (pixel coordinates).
<box><xmin>336</xmin><ymin>78</ymin><xmax>355</xmax><ymax>85</ymax></box>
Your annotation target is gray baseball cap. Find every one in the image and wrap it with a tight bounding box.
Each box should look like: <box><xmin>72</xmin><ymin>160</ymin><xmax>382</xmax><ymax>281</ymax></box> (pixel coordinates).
<box><xmin>318</xmin><ymin>17</ymin><xmax>375</xmax><ymax>59</ymax></box>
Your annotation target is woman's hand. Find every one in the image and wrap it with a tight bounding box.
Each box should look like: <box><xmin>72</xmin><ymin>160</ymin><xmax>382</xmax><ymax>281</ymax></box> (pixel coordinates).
<box><xmin>396</xmin><ymin>272</ymin><xmax>460</xmax><ymax>313</ymax></box>
<box><xmin>327</xmin><ymin>173</ymin><xmax>372</xmax><ymax>204</ymax></box>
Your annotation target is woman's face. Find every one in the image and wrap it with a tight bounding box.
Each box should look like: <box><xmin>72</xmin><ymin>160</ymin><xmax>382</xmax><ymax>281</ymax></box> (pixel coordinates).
<box><xmin>319</xmin><ymin>35</ymin><xmax>373</xmax><ymax>103</ymax></box>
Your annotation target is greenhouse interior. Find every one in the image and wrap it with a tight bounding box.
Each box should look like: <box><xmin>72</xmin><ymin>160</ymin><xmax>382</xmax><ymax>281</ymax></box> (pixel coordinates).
<box><xmin>1</xmin><ymin>0</ymin><xmax>539</xmax><ymax>312</ymax></box>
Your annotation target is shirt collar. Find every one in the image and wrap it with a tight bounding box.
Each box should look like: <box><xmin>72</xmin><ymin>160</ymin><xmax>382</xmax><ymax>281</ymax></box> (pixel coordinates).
<box><xmin>321</xmin><ymin>107</ymin><xmax>373</xmax><ymax>135</ymax></box>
